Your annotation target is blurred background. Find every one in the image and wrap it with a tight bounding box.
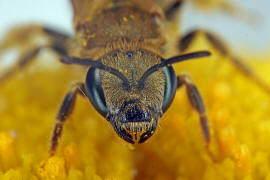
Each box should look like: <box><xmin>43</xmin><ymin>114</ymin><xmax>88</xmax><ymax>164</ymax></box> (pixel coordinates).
<box><xmin>0</xmin><ymin>0</ymin><xmax>269</xmax><ymax>55</ymax></box>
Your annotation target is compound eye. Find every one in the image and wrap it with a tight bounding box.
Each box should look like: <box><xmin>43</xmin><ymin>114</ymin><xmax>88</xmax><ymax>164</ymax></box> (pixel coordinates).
<box><xmin>85</xmin><ymin>67</ymin><xmax>108</xmax><ymax>117</ymax></box>
<box><xmin>162</xmin><ymin>66</ymin><xmax>177</xmax><ymax>113</ymax></box>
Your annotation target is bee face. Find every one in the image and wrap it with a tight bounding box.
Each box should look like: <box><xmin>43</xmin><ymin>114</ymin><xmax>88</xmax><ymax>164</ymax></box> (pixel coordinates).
<box><xmin>107</xmin><ymin>99</ymin><xmax>160</xmax><ymax>144</ymax></box>
<box><xmin>102</xmin><ymin>50</ymin><xmax>165</xmax><ymax>143</ymax></box>
<box><xmin>85</xmin><ymin>49</ymin><xmax>177</xmax><ymax>143</ymax></box>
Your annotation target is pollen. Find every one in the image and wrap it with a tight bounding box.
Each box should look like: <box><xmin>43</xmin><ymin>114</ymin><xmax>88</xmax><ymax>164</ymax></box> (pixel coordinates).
<box><xmin>63</xmin><ymin>143</ymin><xmax>79</xmax><ymax>170</ymax></box>
<box><xmin>217</xmin><ymin>126</ymin><xmax>237</xmax><ymax>158</ymax></box>
<box><xmin>233</xmin><ymin>144</ymin><xmax>252</xmax><ymax>178</ymax></box>
<box><xmin>0</xmin><ymin>132</ymin><xmax>14</xmax><ymax>153</ymax></box>
<box><xmin>0</xmin><ymin>41</ymin><xmax>270</xmax><ymax>179</ymax></box>
<box><xmin>37</xmin><ymin>156</ymin><xmax>66</xmax><ymax>180</ymax></box>
<box><xmin>0</xmin><ymin>132</ymin><xmax>18</xmax><ymax>171</ymax></box>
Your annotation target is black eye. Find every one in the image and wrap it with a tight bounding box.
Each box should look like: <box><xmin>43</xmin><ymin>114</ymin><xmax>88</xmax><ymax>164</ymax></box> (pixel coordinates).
<box><xmin>162</xmin><ymin>66</ymin><xmax>177</xmax><ymax>113</ymax></box>
<box><xmin>85</xmin><ymin>67</ymin><xmax>108</xmax><ymax>117</ymax></box>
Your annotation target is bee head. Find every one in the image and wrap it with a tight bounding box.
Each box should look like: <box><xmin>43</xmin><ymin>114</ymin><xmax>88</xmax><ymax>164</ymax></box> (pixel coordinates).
<box><xmin>83</xmin><ymin>49</ymin><xmax>210</xmax><ymax>143</ymax></box>
<box><xmin>97</xmin><ymin>50</ymin><xmax>166</xmax><ymax>143</ymax></box>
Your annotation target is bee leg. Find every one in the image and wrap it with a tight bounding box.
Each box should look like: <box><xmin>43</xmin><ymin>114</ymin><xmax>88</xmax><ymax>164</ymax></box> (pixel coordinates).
<box><xmin>0</xmin><ymin>47</ymin><xmax>41</xmax><ymax>82</ymax></box>
<box><xmin>0</xmin><ymin>25</ymin><xmax>70</xmax><ymax>83</ymax></box>
<box><xmin>177</xmin><ymin>74</ymin><xmax>215</xmax><ymax>161</ymax></box>
<box><xmin>50</xmin><ymin>82</ymin><xmax>86</xmax><ymax>156</ymax></box>
<box><xmin>164</xmin><ymin>0</ymin><xmax>184</xmax><ymax>19</ymax></box>
<box><xmin>179</xmin><ymin>29</ymin><xmax>270</xmax><ymax>95</ymax></box>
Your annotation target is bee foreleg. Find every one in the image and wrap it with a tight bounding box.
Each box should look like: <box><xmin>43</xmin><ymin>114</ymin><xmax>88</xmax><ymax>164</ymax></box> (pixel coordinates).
<box><xmin>178</xmin><ymin>29</ymin><xmax>270</xmax><ymax>95</ymax></box>
<box><xmin>177</xmin><ymin>74</ymin><xmax>215</xmax><ymax>161</ymax></box>
<box><xmin>50</xmin><ymin>82</ymin><xmax>86</xmax><ymax>156</ymax></box>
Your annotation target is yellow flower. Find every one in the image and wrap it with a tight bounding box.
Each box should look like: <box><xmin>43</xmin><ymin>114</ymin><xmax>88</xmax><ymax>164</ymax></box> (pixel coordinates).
<box><xmin>0</xmin><ymin>39</ymin><xmax>270</xmax><ymax>179</ymax></box>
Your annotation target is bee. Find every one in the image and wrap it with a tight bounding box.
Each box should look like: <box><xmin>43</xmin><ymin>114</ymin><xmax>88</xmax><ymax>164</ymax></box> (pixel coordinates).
<box><xmin>0</xmin><ymin>0</ymin><xmax>268</xmax><ymax>157</ymax></box>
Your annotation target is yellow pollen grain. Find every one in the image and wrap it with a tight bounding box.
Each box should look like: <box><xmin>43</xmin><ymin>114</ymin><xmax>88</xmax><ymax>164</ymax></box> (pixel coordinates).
<box><xmin>37</xmin><ymin>156</ymin><xmax>66</xmax><ymax>180</ymax></box>
<box><xmin>63</xmin><ymin>143</ymin><xmax>79</xmax><ymax>170</ymax></box>
<box><xmin>218</xmin><ymin>126</ymin><xmax>237</xmax><ymax>158</ymax></box>
<box><xmin>0</xmin><ymin>132</ymin><xmax>14</xmax><ymax>152</ymax></box>
<box><xmin>213</xmin><ymin>108</ymin><xmax>230</xmax><ymax>130</ymax></box>
<box><xmin>233</xmin><ymin>144</ymin><xmax>252</xmax><ymax>178</ymax></box>
<box><xmin>0</xmin><ymin>132</ymin><xmax>18</xmax><ymax>171</ymax></box>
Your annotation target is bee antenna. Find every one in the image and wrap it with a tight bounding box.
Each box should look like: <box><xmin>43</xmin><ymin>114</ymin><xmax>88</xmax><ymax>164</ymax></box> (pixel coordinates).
<box><xmin>61</xmin><ymin>56</ymin><xmax>130</xmax><ymax>90</ymax></box>
<box><xmin>137</xmin><ymin>51</ymin><xmax>211</xmax><ymax>89</ymax></box>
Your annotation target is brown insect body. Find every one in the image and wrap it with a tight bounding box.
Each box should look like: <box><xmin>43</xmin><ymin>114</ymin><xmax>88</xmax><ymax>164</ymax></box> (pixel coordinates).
<box><xmin>70</xmin><ymin>0</ymin><xmax>169</xmax><ymax>143</ymax></box>
<box><xmin>71</xmin><ymin>0</ymin><xmax>164</xmax><ymax>58</ymax></box>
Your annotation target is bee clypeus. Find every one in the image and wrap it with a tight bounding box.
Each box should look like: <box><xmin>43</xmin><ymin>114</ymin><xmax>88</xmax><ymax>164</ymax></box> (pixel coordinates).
<box><xmin>0</xmin><ymin>0</ymin><xmax>269</xmax><ymax>157</ymax></box>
